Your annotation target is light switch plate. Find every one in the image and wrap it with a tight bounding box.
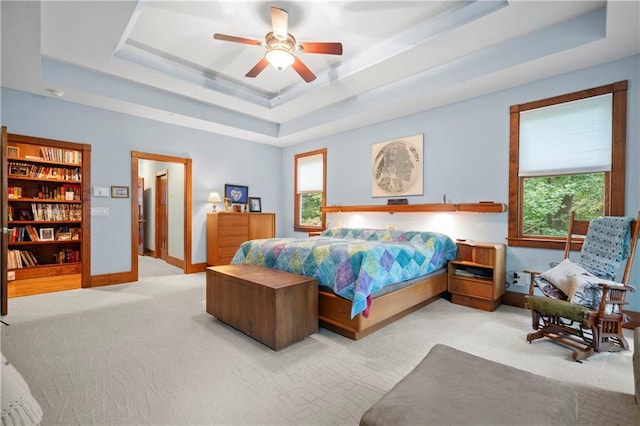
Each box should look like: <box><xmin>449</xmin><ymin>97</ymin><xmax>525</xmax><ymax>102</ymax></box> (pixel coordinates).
<box><xmin>92</xmin><ymin>186</ymin><xmax>109</xmax><ymax>197</ymax></box>
<box><xmin>91</xmin><ymin>207</ymin><xmax>109</xmax><ymax>216</ymax></box>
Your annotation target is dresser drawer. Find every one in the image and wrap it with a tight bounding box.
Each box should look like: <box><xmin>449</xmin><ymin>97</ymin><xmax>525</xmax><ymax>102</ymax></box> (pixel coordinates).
<box><xmin>449</xmin><ymin>277</ymin><xmax>493</xmax><ymax>299</ymax></box>
<box><xmin>219</xmin><ymin>235</ymin><xmax>249</xmax><ymax>247</ymax></box>
<box><xmin>219</xmin><ymin>224</ymin><xmax>249</xmax><ymax>237</ymax></box>
<box><xmin>218</xmin><ymin>214</ymin><xmax>249</xmax><ymax>228</ymax></box>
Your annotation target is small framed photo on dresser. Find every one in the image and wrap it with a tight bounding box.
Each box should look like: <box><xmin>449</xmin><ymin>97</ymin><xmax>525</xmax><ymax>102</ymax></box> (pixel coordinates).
<box><xmin>248</xmin><ymin>197</ymin><xmax>262</xmax><ymax>212</ymax></box>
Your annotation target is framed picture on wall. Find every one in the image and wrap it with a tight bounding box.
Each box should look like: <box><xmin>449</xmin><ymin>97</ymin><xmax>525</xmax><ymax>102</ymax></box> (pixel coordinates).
<box><xmin>224</xmin><ymin>184</ymin><xmax>248</xmax><ymax>204</ymax></box>
<box><xmin>372</xmin><ymin>134</ymin><xmax>423</xmax><ymax>197</ymax></box>
<box><xmin>248</xmin><ymin>197</ymin><xmax>262</xmax><ymax>212</ymax></box>
<box><xmin>111</xmin><ymin>186</ymin><xmax>129</xmax><ymax>198</ymax></box>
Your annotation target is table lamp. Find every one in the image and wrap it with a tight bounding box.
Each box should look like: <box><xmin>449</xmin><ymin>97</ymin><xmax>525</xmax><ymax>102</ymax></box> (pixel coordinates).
<box><xmin>208</xmin><ymin>191</ymin><xmax>222</xmax><ymax>212</ymax></box>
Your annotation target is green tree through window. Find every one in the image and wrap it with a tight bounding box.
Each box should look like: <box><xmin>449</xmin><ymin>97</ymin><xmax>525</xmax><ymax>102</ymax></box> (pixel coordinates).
<box><xmin>522</xmin><ymin>173</ymin><xmax>605</xmax><ymax>236</ymax></box>
<box><xmin>300</xmin><ymin>193</ymin><xmax>322</xmax><ymax>226</ymax></box>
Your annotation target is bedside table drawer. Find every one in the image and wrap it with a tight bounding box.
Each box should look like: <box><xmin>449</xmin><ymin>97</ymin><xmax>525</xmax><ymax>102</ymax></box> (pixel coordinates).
<box><xmin>449</xmin><ymin>277</ymin><xmax>493</xmax><ymax>299</ymax></box>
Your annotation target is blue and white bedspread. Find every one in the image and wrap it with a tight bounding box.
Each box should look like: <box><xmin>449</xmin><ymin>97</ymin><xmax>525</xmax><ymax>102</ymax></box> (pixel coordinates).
<box><xmin>231</xmin><ymin>228</ymin><xmax>457</xmax><ymax>318</ymax></box>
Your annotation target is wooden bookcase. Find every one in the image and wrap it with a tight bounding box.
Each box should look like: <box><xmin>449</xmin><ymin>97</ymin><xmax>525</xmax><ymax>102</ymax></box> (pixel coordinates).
<box><xmin>206</xmin><ymin>212</ymin><xmax>275</xmax><ymax>266</ymax></box>
<box><xmin>6</xmin><ymin>133</ymin><xmax>91</xmax><ymax>296</ymax></box>
<box><xmin>448</xmin><ymin>241</ymin><xmax>506</xmax><ymax>311</ymax></box>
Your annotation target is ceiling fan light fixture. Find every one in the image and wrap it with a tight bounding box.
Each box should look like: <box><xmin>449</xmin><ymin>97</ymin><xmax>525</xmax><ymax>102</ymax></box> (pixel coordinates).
<box><xmin>265</xmin><ymin>48</ymin><xmax>295</xmax><ymax>70</ymax></box>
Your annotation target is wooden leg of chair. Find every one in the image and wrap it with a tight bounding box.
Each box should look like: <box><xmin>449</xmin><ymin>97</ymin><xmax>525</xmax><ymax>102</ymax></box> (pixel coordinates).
<box><xmin>618</xmin><ymin>335</ymin><xmax>630</xmax><ymax>351</ymax></box>
<box><xmin>527</xmin><ymin>330</ymin><xmax>545</xmax><ymax>343</ymax></box>
<box><xmin>599</xmin><ymin>335</ymin><xmax>629</xmax><ymax>352</ymax></box>
<box><xmin>591</xmin><ymin>324</ymin><xmax>602</xmax><ymax>353</ymax></box>
<box><xmin>572</xmin><ymin>348</ymin><xmax>595</xmax><ymax>362</ymax></box>
<box><xmin>531</xmin><ymin>310</ymin><xmax>542</xmax><ymax>331</ymax></box>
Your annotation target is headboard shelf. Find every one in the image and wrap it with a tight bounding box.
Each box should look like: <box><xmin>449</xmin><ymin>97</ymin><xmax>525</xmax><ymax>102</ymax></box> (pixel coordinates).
<box><xmin>321</xmin><ymin>202</ymin><xmax>506</xmax><ymax>214</ymax></box>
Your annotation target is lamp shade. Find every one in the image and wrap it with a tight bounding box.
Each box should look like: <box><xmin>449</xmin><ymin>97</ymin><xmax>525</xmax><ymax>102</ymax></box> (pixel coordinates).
<box><xmin>265</xmin><ymin>48</ymin><xmax>295</xmax><ymax>70</ymax></box>
<box><xmin>208</xmin><ymin>191</ymin><xmax>222</xmax><ymax>203</ymax></box>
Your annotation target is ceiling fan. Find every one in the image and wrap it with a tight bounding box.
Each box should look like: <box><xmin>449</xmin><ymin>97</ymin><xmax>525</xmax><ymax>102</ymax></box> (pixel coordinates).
<box><xmin>213</xmin><ymin>6</ymin><xmax>343</xmax><ymax>83</ymax></box>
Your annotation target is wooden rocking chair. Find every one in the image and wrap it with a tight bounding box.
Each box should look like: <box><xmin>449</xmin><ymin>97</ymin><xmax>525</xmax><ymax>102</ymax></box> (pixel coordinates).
<box><xmin>524</xmin><ymin>211</ymin><xmax>640</xmax><ymax>362</ymax></box>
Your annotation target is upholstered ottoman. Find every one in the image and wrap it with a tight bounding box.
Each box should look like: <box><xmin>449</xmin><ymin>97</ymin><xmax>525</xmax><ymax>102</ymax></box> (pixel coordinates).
<box><xmin>360</xmin><ymin>344</ymin><xmax>578</xmax><ymax>425</ymax></box>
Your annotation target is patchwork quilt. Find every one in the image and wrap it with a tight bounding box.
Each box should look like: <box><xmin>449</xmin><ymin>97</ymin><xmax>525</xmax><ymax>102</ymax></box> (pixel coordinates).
<box><xmin>231</xmin><ymin>228</ymin><xmax>457</xmax><ymax>318</ymax></box>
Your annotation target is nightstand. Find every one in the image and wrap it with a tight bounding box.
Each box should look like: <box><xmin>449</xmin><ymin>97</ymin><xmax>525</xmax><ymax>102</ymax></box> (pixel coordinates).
<box><xmin>448</xmin><ymin>241</ymin><xmax>506</xmax><ymax>311</ymax></box>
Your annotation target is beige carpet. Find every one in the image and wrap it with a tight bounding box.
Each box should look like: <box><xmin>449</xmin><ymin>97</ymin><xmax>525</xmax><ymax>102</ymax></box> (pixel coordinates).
<box><xmin>1</xmin><ymin>259</ymin><xmax>638</xmax><ymax>425</ymax></box>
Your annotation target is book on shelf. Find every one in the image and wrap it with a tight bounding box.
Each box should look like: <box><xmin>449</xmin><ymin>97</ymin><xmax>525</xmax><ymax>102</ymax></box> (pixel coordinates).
<box><xmin>26</xmin><ymin>225</ymin><xmax>39</xmax><ymax>241</ymax></box>
<box><xmin>7</xmin><ymin>249</ymin><xmax>39</xmax><ymax>269</ymax></box>
<box><xmin>20</xmin><ymin>251</ymin><xmax>34</xmax><ymax>268</ymax></box>
<box><xmin>9</xmin><ymin>227</ymin><xmax>28</xmax><ymax>242</ymax></box>
<box><xmin>53</xmin><ymin>249</ymin><xmax>80</xmax><ymax>264</ymax></box>
<box><xmin>27</xmin><ymin>251</ymin><xmax>39</xmax><ymax>266</ymax></box>
<box><xmin>40</xmin><ymin>147</ymin><xmax>81</xmax><ymax>164</ymax></box>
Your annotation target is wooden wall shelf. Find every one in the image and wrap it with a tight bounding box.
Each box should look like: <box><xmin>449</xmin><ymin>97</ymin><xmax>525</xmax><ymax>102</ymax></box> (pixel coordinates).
<box><xmin>321</xmin><ymin>202</ymin><xmax>506</xmax><ymax>214</ymax></box>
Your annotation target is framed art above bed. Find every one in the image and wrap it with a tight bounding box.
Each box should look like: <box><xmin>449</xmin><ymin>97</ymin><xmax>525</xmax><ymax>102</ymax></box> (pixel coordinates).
<box><xmin>372</xmin><ymin>134</ymin><xmax>423</xmax><ymax>197</ymax></box>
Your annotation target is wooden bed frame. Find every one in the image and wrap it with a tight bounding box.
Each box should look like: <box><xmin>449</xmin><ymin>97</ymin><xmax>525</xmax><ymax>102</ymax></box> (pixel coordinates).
<box><xmin>318</xmin><ymin>270</ymin><xmax>448</xmax><ymax>340</ymax></box>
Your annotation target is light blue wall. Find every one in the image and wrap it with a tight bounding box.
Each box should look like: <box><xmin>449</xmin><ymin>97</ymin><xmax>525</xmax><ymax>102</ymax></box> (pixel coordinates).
<box><xmin>2</xmin><ymin>54</ymin><xmax>638</xmax><ymax>310</ymax></box>
<box><xmin>282</xmin><ymin>54</ymin><xmax>640</xmax><ymax>311</ymax></box>
<box><xmin>1</xmin><ymin>88</ymin><xmax>283</xmax><ymax>274</ymax></box>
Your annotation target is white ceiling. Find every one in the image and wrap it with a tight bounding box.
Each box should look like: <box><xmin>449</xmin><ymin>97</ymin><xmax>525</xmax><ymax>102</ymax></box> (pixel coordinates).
<box><xmin>1</xmin><ymin>1</ymin><xmax>639</xmax><ymax>147</ymax></box>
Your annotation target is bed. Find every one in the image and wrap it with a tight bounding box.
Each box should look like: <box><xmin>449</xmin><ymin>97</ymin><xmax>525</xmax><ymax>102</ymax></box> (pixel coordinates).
<box><xmin>231</xmin><ymin>227</ymin><xmax>457</xmax><ymax>339</ymax></box>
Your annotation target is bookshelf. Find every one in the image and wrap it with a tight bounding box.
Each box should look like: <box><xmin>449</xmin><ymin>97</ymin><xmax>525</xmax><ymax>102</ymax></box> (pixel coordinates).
<box><xmin>6</xmin><ymin>133</ymin><xmax>91</xmax><ymax>296</ymax></box>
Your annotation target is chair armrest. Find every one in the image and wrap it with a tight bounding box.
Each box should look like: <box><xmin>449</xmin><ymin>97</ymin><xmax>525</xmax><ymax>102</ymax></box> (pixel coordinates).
<box><xmin>597</xmin><ymin>283</ymin><xmax>635</xmax><ymax>292</ymax></box>
<box><xmin>524</xmin><ymin>270</ymin><xmax>541</xmax><ymax>296</ymax></box>
<box><xmin>596</xmin><ymin>283</ymin><xmax>634</xmax><ymax>313</ymax></box>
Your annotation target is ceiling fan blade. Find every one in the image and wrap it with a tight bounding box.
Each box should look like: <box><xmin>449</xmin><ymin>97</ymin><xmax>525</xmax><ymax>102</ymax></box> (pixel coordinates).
<box><xmin>213</xmin><ymin>33</ymin><xmax>262</xmax><ymax>47</ymax></box>
<box><xmin>245</xmin><ymin>57</ymin><xmax>270</xmax><ymax>78</ymax></box>
<box><xmin>292</xmin><ymin>56</ymin><xmax>317</xmax><ymax>83</ymax></box>
<box><xmin>271</xmin><ymin>6</ymin><xmax>288</xmax><ymax>40</ymax></box>
<box><xmin>298</xmin><ymin>42</ymin><xmax>343</xmax><ymax>55</ymax></box>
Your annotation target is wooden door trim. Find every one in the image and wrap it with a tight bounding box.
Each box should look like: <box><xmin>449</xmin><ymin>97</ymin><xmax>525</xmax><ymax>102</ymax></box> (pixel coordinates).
<box><xmin>1</xmin><ymin>127</ymin><xmax>8</xmax><ymax>315</ymax></box>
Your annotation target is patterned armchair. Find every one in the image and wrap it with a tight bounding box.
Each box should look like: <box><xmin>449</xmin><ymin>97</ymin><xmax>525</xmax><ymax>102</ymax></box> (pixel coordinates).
<box><xmin>524</xmin><ymin>211</ymin><xmax>640</xmax><ymax>361</ymax></box>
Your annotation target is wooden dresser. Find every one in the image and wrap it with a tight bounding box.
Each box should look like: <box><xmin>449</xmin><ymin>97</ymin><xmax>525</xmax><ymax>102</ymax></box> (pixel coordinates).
<box><xmin>206</xmin><ymin>212</ymin><xmax>275</xmax><ymax>266</ymax></box>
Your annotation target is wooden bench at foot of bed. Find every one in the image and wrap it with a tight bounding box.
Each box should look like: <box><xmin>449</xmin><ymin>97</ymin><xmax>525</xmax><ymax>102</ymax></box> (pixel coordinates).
<box><xmin>319</xmin><ymin>271</ymin><xmax>448</xmax><ymax>340</ymax></box>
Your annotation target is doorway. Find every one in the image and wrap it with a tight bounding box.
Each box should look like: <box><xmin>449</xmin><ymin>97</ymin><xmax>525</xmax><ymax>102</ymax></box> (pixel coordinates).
<box><xmin>130</xmin><ymin>151</ymin><xmax>193</xmax><ymax>280</ymax></box>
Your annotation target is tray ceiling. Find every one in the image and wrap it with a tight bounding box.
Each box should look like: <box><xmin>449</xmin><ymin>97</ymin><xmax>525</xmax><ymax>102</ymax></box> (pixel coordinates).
<box><xmin>1</xmin><ymin>1</ymin><xmax>638</xmax><ymax>147</ymax></box>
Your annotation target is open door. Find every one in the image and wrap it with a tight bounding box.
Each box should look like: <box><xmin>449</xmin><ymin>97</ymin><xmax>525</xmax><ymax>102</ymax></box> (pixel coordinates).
<box><xmin>155</xmin><ymin>172</ymin><xmax>168</xmax><ymax>261</ymax></box>
<box><xmin>137</xmin><ymin>177</ymin><xmax>145</xmax><ymax>256</ymax></box>
<box><xmin>2</xmin><ymin>126</ymin><xmax>9</xmax><ymax>315</ymax></box>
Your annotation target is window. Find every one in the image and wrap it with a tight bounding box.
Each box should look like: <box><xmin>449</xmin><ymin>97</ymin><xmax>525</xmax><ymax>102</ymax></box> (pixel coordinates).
<box><xmin>294</xmin><ymin>148</ymin><xmax>326</xmax><ymax>232</ymax></box>
<box><xmin>508</xmin><ymin>81</ymin><xmax>627</xmax><ymax>249</ymax></box>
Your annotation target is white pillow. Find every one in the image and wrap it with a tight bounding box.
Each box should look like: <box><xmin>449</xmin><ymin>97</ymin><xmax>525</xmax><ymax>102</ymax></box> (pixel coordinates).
<box><xmin>569</xmin><ymin>275</ymin><xmax>625</xmax><ymax>312</ymax></box>
<box><xmin>540</xmin><ymin>259</ymin><xmax>594</xmax><ymax>297</ymax></box>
